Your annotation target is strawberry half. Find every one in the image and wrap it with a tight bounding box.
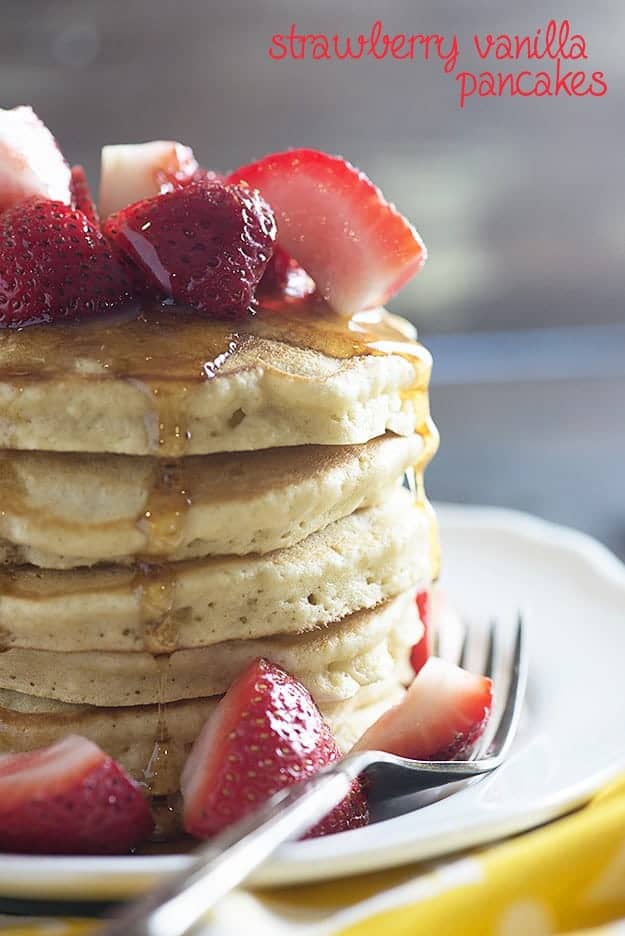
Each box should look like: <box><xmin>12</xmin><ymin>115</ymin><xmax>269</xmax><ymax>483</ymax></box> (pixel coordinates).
<box><xmin>70</xmin><ymin>165</ymin><xmax>98</xmax><ymax>225</ymax></box>
<box><xmin>99</xmin><ymin>141</ymin><xmax>199</xmax><ymax>219</ymax></box>
<box><xmin>0</xmin><ymin>197</ymin><xmax>134</xmax><ymax>327</ymax></box>
<box><xmin>410</xmin><ymin>589</ymin><xmax>431</xmax><ymax>675</ymax></box>
<box><xmin>104</xmin><ymin>181</ymin><xmax>276</xmax><ymax>318</ymax></box>
<box><xmin>181</xmin><ymin>658</ymin><xmax>368</xmax><ymax>839</ymax></box>
<box><xmin>0</xmin><ymin>735</ymin><xmax>153</xmax><ymax>854</ymax></box>
<box><xmin>228</xmin><ymin>149</ymin><xmax>426</xmax><ymax>316</ymax></box>
<box><xmin>354</xmin><ymin>657</ymin><xmax>493</xmax><ymax>761</ymax></box>
<box><xmin>0</xmin><ymin>106</ymin><xmax>71</xmax><ymax>215</ymax></box>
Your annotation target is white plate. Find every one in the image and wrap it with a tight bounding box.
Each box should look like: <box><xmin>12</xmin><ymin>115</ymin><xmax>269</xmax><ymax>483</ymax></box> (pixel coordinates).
<box><xmin>2</xmin><ymin>504</ymin><xmax>624</xmax><ymax>901</ymax></box>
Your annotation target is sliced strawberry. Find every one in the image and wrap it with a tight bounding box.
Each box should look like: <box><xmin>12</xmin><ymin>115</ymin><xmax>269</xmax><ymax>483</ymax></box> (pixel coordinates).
<box><xmin>0</xmin><ymin>735</ymin><xmax>153</xmax><ymax>854</ymax></box>
<box><xmin>99</xmin><ymin>141</ymin><xmax>199</xmax><ymax>219</ymax></box>
<box><xmin>104</xmin><ymin>181</ymin><xmax>276</xmax><ymax>318</ymax></box>
<box><xmin>0</xmin><ymin>106</ymin><xmax>71</xmax><ymax>214</ymax></box>
<box><xmin>258</xmin><ymin>245</ymin><xmax>316</xmax><ymax>301</ymax></box>
<box><xmin>354</xmin><ymin>657</ymin><xmax>493</xmax><ymax>761</ymax></box>
<box><xmin>0</xmin><ymin>197</ymin><xmax>134</xmax><ymax>327</ymax></box>
<box><xmin>181</xmin><ymin>658</ymin><xmax>368</xmax><ymax>839</ymax></box>
<box><xmin>70</xmin><ymin>165</ymin><xmax>98</xmax><ymax>225</ymax></box>
<box><xmin>228</xmin><ymin>149</ymin><xmax>426</xmax><ymax>316</ymax></box>
<box><xmin>410</xmin><ymin>589</ymin><xmax>431</xmax><ymax>675</ymax></box>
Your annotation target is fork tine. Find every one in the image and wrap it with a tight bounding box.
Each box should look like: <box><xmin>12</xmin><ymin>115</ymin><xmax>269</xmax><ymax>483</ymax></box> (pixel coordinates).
<box><xmin>483</xmin><ymin>619</ymin><xmax>496</xmax><ymax>679</ymax></box>
<box><xmin>488</xmin><ymin>613</ymin><xmax>528</xmax><ymax>760</ymax></box>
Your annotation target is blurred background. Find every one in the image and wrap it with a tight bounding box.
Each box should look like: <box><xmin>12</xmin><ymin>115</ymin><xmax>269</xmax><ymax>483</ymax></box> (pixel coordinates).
<box><xmin>1</xmin><ymin>0</ymin><xmax>623</xmax><ymax>553</ymax></box>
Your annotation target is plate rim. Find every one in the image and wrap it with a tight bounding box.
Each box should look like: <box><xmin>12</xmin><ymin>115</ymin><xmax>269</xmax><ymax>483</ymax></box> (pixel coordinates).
<box><xmin>1</xmin><ymin>503</ymin><xmax>623</xmax><ymax>898</ymax></box>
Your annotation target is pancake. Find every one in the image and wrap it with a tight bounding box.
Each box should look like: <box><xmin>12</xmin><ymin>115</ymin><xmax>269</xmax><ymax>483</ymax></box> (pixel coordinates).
<box><xmin>0</xmin><ymin>433</ymin><xmax>426</xmax><ymax>568</ymax></box>
<box><xmin>0</xmin><ymin>677</ymin><xmax>408</xmax><ymax>797</ymax></box>
<box><xmin>0</xmin><ymin>302</ymin><xmax>433</xmax><ymax>455</ymax></box>
<box><xmin>0</xmin><ymin>487</ymin><xmax>432</xmax><ymax>653</ymax></box>
<box><xmin>0</xmin><ymin>588</ymin><xmax>420</xmax><ymax>706</ymax></box>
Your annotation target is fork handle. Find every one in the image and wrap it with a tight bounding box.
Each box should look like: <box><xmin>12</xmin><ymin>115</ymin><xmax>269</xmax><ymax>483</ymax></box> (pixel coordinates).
<box><xmin>100</xmin><ymin>767</ymin><xmax>355</xmax><ymax>936</ymax></box>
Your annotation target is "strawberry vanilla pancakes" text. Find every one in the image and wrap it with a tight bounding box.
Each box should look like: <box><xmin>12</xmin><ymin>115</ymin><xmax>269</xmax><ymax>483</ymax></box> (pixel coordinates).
<box><xmin>267</xmin><ymin>20</ymin><xmax>608</xmax><ymax>108</ymax></box>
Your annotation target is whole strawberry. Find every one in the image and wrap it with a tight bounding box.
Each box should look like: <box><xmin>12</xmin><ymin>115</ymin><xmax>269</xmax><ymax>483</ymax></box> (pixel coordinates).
<box><xmin>0</xmin><ymin>197</ymin><xmax>134</xmax><ymax>327</ymax></box>
<box><xmin>181</xmin><ymin>658</ymin><xmax>368</xmax><ymax>839</ymax></box>
<box><xmin>104</xmin><ymin>181</ymin><xmax>276</xmax><ymax>318</ymax></box>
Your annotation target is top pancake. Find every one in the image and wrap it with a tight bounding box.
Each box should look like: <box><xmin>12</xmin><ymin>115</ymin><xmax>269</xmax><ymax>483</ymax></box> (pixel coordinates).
<box><xmin>0</xmin><ymin>299</ymin><xmax>432</xmax><ymax>455</ymax></box>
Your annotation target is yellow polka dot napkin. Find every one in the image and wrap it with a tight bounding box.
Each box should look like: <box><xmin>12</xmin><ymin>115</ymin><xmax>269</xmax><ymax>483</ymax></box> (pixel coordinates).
<box><xmin>2</xmin><ymin>774</ymin><xmax>625</xmax><ymax>936</ymax></box>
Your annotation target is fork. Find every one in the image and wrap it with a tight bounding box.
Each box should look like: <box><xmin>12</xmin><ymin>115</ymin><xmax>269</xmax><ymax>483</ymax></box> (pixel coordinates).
<box><xmin>101</xmin><ymin>613</ymin><xmax>527</xmax><ymax>936</ymax></box>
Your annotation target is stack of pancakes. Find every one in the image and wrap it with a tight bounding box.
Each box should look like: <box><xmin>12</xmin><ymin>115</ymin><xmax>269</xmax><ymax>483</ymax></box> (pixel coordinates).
<box><xmin>0</xmin><ymin>300</ymin><xmax>438</xmax><ymax>822</ymax></box>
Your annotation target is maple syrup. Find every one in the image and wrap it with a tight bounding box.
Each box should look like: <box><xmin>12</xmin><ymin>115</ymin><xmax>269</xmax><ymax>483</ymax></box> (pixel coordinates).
<box><xmin>141</xmin><ymin>653</ymin><xmax>171</xmax><ymax>803</ymax></box>
<box><xmin>0</xmin><ymin>295</ymin><xmax>431</xmax><ymax>382</ymax></box>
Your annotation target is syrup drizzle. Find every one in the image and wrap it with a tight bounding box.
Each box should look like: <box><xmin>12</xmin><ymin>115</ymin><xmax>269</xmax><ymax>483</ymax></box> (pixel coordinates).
<box><xmin>129</xmin><ymin>319</ymin><xmax>242</xmax><ymax>762</ymax></box>
<box><xmin>0</xmin><ymin>298</ymin><xmax>430</xmax><ymax>381</ymax></box>
<box><xmin>142</xmin><ymin>653</ymin><xmax>172</xmax><ymax>821</ymax></box>
<box><xmin>138</xmin><ymin>461</ymin><xmax>191</xmax><ymax>558</ymax></box>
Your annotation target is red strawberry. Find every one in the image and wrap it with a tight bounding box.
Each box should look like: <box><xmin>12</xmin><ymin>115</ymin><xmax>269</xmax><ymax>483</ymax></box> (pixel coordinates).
<box><xmin>258</xmin><ymin>245</ymin><xmax>315</xmax><ymax>301</ymax></box>
<box><xmin>0</xmin><ymin>735</ymin><xmax>153</xmax><ymax>854</ymax></box>
<box><xmin>104</xmin><ymin>181</ymin><xmax>276</xmax><ymax>318</ymax></box>
<box><xmin>410</xmin><ymin>589</ymin><xmax>431</xmax><ymax>675</ymax></box>
<box><xmin>0</xmin><ymin>106</ymin><xmax>71</xmax><ymax>214</ymax></box>
<box><xmin>70</xmin><ymin>165</ymin><xmax>98</xmax><ymax>225</ymax></box>
<box><xmin>228</xmin><ymin>149</ymin><xmax>426</xmax><ymax>316</ymax></box>
<box><xmin>99</xmin><ymin>141</ymin><xmax>199</xmax><ymax>219</ymax></box>
<box><xmin>181</xmin><ymin>658</ymin><xmax>368</xmax><ymax>839</ymax></box>
<box><xmin>354</xmin><ymin>657</ymin><xmax>493</xmax><ymax>761</ymax></box>
<box><xmin>0</xmin><ymin>198</ymin><xmax>134</xmax><ymax>327</ymax></box>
